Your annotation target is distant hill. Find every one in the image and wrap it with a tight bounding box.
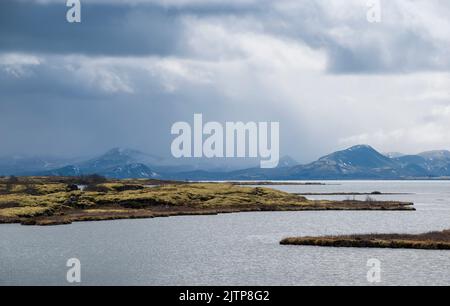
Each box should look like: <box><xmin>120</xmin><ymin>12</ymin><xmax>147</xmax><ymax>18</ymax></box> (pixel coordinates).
<box><xmin>419</xmin><ymin>150</ymin><xmax>450</xmax><ymax>160</ymax></box>
<box><xmin>43</xmin><ymin>165</ymin><xmax>83</xmax><ymax>177</ymax></box>
<box><xmin>38</xmin><ymin>148</ymin><xmax>160</xmax><ymax>179</ymax></box>
<box><xmin>284</xmin><ymin>145</ymin><xmax>400</xmax><ymax>179</ymax></box>
<box><xmin>100</xmin><ymin>163</ymin><xmax>158</xmax><ymax>179</ymax></box>
<box><xmin>37</xmin><ymin>148</ymin><xmax>262</xmax><ymax>179</ymax></box>
<box><xmin>78</xmin><ymin>148</ymin><xmax>162</xmax><ymax>171</ymax></box>
<box><xmin>166</xmin><ymin>145</ymin><xmax>450</xmax><ymax>180</ymax></box>
<box><xmin>3</xmin><ymin>145</ymin><xmax>450</xmax><ymax>180</ymax></box>
<box><xmin>278</xmin><ymin>155</ymin><xmax>299</xmax><ymax>168</ymax></box>
<box><xmin>384</xmin><ymin>152</ymin><xmax>405</xmax><ymax>158</ymax></box>
<box><xmin>0</xmin><ymin>155</ymin><xmax>78</xmax><ymax>176</ymax></box>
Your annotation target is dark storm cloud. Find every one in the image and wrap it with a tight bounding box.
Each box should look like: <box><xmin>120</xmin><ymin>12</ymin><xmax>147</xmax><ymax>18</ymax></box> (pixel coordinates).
<box><xmin>0</xmin><ymin>0</ymin><xmax>267</xmax><ymax>57</ymax></box>
<box><xmin>1</xmin><ymin>0</ymin><xmax>449</xmax><ymax>73</ymax></box>
<box><xmin>0</xmin><ymin>0</ymin><xmax>184</xmax><ymax>56</ymax></box>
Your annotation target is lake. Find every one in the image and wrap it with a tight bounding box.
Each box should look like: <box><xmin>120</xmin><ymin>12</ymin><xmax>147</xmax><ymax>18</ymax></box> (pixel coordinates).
<box><xmin>1</xmin><ymin>180</ymin><xmax>449</xmax><ymax>286</ymax></box>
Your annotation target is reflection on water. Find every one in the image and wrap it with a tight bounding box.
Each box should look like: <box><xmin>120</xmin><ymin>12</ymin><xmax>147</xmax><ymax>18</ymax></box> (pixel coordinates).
<box><xmin>1</xmin><ymin>181</ymin><xmax>449</xmax><ymax>286</ymax></box>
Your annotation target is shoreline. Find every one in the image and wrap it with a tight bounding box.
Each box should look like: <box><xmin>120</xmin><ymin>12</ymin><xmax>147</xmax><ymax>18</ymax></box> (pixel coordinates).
<box><xmin>0</xmin><ymin>177</ymin><xmax>414</xmax><ymax>226</ymax></box>
<box><xmin>3</xmin><ymin>202</ymin><xmax>415</xmax><ymax>226</ymax></box>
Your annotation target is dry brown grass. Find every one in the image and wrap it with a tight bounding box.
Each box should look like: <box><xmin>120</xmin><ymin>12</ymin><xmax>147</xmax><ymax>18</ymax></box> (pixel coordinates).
<box><xmin>281</xmin><ymin>230</ymin><xmax>450</xmax><ymax>250</ymax></box>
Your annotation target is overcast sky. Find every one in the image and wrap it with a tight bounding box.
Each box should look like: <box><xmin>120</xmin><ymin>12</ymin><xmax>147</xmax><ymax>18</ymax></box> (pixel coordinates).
<box><xmin>1</xmin><ymin>0</ymin><xmax>449</xmax><ymax>162</ymax></box>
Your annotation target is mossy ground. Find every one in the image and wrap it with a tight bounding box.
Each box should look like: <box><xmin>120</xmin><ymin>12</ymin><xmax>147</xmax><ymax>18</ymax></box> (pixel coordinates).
<box><xmin>0</xmin><ymin>176</ymin><xmax>414</xmax><ymax>226</ymax></box>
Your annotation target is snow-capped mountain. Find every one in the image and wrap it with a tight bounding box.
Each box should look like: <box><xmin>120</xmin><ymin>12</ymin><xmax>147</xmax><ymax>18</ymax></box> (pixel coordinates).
<box><xmin>4</xmin><ymin>145</ymin><xmax>450</xmax><ymax>180</ymax></box>
<box><xmin>38</xmin><ymin>148</ymin><xmax>161</xmax><ymax>178</ymax></box>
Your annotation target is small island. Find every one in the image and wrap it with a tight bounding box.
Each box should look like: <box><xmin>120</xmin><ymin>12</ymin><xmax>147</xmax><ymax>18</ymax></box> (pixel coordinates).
<box><xmin>231</xmin><ymin>182</ymin><xmax>328</xmax><ymax>186</ymax></box>
<box><xmin>280</xmin><ymin>230</ymin><xmax>450</xmax><ymax>250</ymax></box>
<box><xmin>294</xmin><ymin>192</ymin><xmax>411</xmax><ymax>196</ymax></box>
<box><xmin>0</xmin><ymin>176</ymin><xmax>414</xmax><ymax>226</ymax></box>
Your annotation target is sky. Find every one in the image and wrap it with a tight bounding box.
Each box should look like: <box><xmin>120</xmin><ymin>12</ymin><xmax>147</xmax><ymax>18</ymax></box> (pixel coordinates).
<box><xmin>0</xmin><ymin>0</ymin><xmax>449</xmax><ymax>163</ymax></box>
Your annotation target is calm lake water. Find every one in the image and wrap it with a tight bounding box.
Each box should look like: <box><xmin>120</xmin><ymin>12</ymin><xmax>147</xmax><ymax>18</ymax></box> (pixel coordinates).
<box><xmin>1</xmin><ymin>181</ymin><xmax>450</xmax><ymax>286</ymax></box>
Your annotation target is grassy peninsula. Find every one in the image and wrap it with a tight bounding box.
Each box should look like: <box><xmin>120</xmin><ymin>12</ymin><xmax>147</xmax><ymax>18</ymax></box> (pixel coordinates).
<box><xmin>280</xmin><ymin>230</ymin><xmax>450</xmax><ymax>250</ymax></box>
<box><xmin>0</xmin><ymin>176</ymin><xmax>414</xmax><ymax>226</ymax></box>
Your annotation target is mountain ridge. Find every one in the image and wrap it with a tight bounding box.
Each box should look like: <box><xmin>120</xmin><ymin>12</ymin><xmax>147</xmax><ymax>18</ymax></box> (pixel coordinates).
<box><xmin>2</xmin><ymin>145</ymin><xmax>450</xmax><ymax>180</ymax></box>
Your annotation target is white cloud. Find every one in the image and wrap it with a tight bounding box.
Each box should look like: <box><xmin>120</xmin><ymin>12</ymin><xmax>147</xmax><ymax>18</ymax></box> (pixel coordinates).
<box><xmin>184</xmin><ymin>16</ymin><xmax>327</xmax><ymax>71</ymax></box>
<box><xmin>0</xmin><ymin>53</ymin><xmax>41</xmax><ymax>78</ymax></box>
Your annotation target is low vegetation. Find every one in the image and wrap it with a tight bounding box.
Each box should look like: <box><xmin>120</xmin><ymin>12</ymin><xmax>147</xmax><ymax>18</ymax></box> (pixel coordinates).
<box><xmin>0</xmin><ymin>176</ymin><xmax>415</xmax><ymax>226</ymax></box>
<box><xmin>232</xmin><ymin>182</ymin><xmax>326</xmax><ymax>186</ymax></box>
<box><xmin>280</xmin><ymin>230</ymin><xmax>450</xmax><ymax>250</ymax></box>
